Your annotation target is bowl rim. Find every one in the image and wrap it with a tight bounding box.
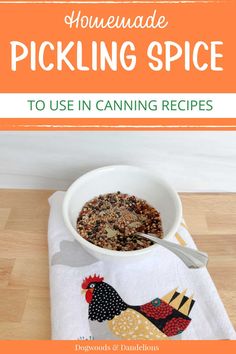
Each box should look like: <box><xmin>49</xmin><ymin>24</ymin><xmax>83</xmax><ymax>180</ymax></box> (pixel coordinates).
<box><xmin>62</xmin><ymin>165</ymin><xmax>182</xmax><ymax>258</ymax></box>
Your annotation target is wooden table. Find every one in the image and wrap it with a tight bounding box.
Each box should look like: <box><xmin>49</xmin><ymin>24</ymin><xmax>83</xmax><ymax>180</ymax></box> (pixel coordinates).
<box><xmin>0</xmin><ymin>190</ymin><xmax>235</xmax><ymax>339</ymax></box>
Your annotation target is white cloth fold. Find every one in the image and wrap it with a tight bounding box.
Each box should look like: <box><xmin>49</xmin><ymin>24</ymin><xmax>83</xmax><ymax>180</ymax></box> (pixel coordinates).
<box><xmin>48</xmin><ymin>191</ymin><xmax>236</xmax><ymax>340</ymax></box>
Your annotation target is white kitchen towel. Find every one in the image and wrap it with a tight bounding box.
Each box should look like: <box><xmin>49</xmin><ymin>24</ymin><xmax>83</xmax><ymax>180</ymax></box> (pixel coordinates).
<box><xmin>48</xmin><ymin>191</ymin><xmax>236</xmax><ymax>340</ymax></box>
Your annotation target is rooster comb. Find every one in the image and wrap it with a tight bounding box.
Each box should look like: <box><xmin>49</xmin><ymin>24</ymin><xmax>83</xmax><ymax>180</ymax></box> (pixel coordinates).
<box><xmin>82</xmin><ymin>274</ymin><xmax>104</xmax><ymax>289</ymax></box>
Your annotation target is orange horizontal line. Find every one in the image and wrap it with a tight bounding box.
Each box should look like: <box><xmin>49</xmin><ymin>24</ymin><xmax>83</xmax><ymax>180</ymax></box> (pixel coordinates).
<box><xmin>0</xmin><ymin>118</ymin><xmax>236</xmax><ymax>130</ymax></box>
<box><xmin>0</xmin><ymin>1</ymin><xmax>224</xmax><ymax>4</ymax></box>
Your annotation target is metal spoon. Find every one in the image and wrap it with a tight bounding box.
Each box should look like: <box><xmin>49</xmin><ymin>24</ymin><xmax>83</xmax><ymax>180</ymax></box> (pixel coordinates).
<box><xmin>136</xmin><ymin>232</ymin><xmax>208</xmax><ymax>269</ymax></box>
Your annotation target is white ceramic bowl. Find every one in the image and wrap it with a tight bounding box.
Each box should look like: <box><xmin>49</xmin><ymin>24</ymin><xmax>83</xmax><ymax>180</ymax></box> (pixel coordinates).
<box><xmin>63</xmin><ymin>165</ymin><xmax>182</xmax><ymax>263</ymax></box>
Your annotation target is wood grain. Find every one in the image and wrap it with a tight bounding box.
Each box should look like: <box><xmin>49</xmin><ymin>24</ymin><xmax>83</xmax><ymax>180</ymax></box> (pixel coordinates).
<box><xmin>0</xmin><ymin>190</ymin><xmax>235</xmax><ymax>339</ymax></box>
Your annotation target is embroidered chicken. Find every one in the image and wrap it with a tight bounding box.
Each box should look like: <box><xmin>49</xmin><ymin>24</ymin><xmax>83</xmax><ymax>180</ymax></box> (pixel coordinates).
<box><xmin>81</xmin><ymin>274</ymin><xmax>195</xmax><ymax>340</ymax></box>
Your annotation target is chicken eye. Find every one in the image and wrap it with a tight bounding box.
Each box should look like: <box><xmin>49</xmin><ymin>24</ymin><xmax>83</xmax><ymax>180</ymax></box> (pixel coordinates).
<box><xmin>90</xmin><ymin>283</ymin><xmax>95</xmax><ymax>288</ymax></box>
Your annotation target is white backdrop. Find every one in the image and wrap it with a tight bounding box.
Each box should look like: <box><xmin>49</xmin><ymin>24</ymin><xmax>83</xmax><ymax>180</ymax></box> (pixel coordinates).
<box><xmin>0</xmin><ymin>131</ymin><xmax>236</xmax><ymax>192</ymax></box>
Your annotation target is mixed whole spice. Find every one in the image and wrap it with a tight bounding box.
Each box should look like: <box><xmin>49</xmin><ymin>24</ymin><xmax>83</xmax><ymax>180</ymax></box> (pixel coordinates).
<box><xmin>77</xmin><ymin>192</ymin><xmax>163</xmax><ymax>251</ymax></box>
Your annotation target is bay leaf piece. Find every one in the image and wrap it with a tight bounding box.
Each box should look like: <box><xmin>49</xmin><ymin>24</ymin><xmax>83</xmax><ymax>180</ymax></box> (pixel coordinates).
<box><xmin>105</xmin><ymin>226</ymin><xmax>118</xmax><ymax>238</ymax></box>
<box><xmin>128</xmin><ymin>221</ymin><xmax>142</xmax><ymax>228</ymax></box>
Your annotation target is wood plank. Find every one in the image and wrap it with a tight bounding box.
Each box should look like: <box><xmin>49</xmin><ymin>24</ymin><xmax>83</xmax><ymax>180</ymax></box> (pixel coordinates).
<box><xmin>0</xmin><ymin>288</ymin><xmax>28</xmax><ymax>322</ymax></box>
<box><xmin>0</xmin><ymin>208</ymin><xmax>11</xmax><ymax>230</ymax></box>
<box><xmin>9</xmin><ymin>258</ymin><xmax>49</xmax><ymax>289</ymax></box>
<box><xmin>0</xmin><ymin>258</ymin><xmax>15</xmax><ymax>288</ymax></box>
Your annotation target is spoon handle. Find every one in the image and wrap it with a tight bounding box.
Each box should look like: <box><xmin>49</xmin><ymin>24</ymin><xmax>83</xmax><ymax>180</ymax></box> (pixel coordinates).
<box><xmin>137</xmin><ymin>232</ymin><xmax>208</xmax><ymax>269</ymax></box>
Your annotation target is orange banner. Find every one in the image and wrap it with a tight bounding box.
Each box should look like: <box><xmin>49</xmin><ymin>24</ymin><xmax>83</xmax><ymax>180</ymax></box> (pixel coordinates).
<box><xmin>0</xmin><ymin>340</ymin><xmax>236</xmax><ymax>354</ymax></box>
<box><xmin>0</xmin><ymin>1</ymin><xmax>235</xmax><ymax>94</ymax></box>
